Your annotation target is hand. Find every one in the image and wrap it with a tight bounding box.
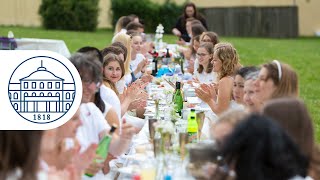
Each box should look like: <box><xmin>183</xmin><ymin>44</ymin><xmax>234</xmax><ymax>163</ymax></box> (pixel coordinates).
<box><xmin>73</xmin><ymin>143</ymin><xmax>98</xmax><ymax>173</ymax></box>
<box><xmin>102</xmin><ymin>153</ymin><xmax>116</xmax><ymax>174</ymax></box>
<box><xmin>141</xmin><ymin>74</ymin><xmax>153</xmax><ymax>83</ymax></box>
<box><xmin>172</xmin><ymin>28</ymin><xmax>182</xmax><ymax>37</ymax></box>
<box><xmin>200</xmin><ymin>83</ymin><xmax>217</xmax><ymax>100</ymax></box>
<box><xmin>126</xmin><ymin>84</ymin><xmax>141</xmax><ymax>101</ymax></box>
<box><xmin>84</xmin><ymin>155</ymin><xmax>104</xmax><ymax>176</ymax></box>
<box><xmin>192</xmin><ymin>77</ymin><xmax>200</xmax><ymax>84</ymax></box>
<box><xmin>55</xmin><ymin>139</ymin><xmax>77</xmax><ymax>170</ymax></box>
<box><xmin>129</xmin><ymin>98</ymin><xmax>147</xmax><ymax>110</ymax></box>
<box><xmin>195</xmin><ymin>85</ymin><xmax>215</xmax><ymax>104</ymax></box>
<box><xmin>120</xmin><ymin>118</ymin><xmax>136</xmax><ymax>140</ymax></box>
<box><xmin>136</xmin><ymin>58</ymin><xmax>148</xmax><ymax>73</ymax></box>
<box><xmin>176</xmin><ymin>39</ymin><xmax>186</xmax><ymax>46</ymax></box>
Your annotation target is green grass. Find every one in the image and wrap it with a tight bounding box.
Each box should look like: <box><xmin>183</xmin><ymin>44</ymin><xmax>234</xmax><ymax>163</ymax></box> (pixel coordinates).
<box><xmin>1</xmin><ymin>26</ymin><xmax>320</xmax><ymax>141</ymax></box>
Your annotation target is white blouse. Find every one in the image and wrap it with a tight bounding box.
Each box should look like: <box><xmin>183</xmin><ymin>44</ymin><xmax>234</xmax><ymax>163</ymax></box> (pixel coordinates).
<box><xmin>100</xmin><ymin>84</ymin><xmax>122</xmax><ymax>120</ymax></box>
<box><xmin>193</xmin><ymin>70</ymin><xmax>218</xmax><ymax>84</ymax></box>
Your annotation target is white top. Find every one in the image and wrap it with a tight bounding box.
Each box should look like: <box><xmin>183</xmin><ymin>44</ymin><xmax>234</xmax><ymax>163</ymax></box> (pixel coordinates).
<box><xmin>102</xmin><ymin>100</ymin><xmax>112</xmax><ymax>117</ymax></box>
<box><xmin>130</xmin><ymin>53</ymin><xmax>145</xmax><ymax>79</ymax></box>
<box><xmin>193</xmin><ymin>58</ymin><xmax>199</xmax><ymax>73</ymax></box>
<box><xmin>116</xmin><ymin>79</ymin><xmax>126</xmax><ymax>94</ymax></box>
<box><xmin>76</xmin><ymin>103</ymin><xmax>110</xmax><ymax>152</ymax></box>
<box><xmin>100</xmin><ymin>85</ymin><xmax>122</xmax><ymax>120</ymax></box>
<box><xmin>193</xmin><ymin>70</ymin><xmax>217</xmax><ymax>84</ymax></box>
<box><xmin>229</xmin><ymin>100</ymin><xmax>245</xmax><ymax>111</ymax></box>
<box><xmin>124</xmin><ymin>73</ymin><xmax>133</xmax><ymax>86</ymax></box>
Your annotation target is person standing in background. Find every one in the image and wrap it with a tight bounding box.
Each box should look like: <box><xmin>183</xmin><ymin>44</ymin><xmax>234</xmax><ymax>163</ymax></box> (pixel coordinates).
<box><xmin>172</xmin><ymin>2</ymin><xmax>207</xmax><ymax>44</ymax></box>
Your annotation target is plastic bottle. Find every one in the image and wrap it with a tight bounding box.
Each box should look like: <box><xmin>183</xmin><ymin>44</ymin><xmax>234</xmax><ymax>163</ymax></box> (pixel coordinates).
<box><xmin>187</xmin><ymin>109</ymin><xmax>198</xmax><ymax>143</ymax></box>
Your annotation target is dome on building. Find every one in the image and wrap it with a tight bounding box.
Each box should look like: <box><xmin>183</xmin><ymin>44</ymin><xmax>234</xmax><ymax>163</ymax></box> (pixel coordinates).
<box><xmin>20</xmin><ymin>66</ymin><xmax>64</xmax><ymax>81</ymax></box>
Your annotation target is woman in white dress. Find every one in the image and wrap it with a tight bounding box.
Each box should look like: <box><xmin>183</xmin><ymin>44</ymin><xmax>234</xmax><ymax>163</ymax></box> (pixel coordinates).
<box><xmin>196</xmin><ymin>42</ymin><xmax>240</xmax><ymax>115</ymax></box>
<box><xmin>70</xmin><ymin>54</ymin><xmax>135</xmax><ymax>178</ymax></box>
<box><xmin>101</xmin><ymin>53</ymin><xmax>146</xmax><ymax>130</ymax></box>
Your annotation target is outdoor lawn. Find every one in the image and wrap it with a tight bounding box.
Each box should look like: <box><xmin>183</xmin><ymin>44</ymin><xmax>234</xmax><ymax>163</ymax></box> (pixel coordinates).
<box><xmin>1</xmin><ymin>26</ymin><xmax>319</xmax><ymax>141</ymax></box>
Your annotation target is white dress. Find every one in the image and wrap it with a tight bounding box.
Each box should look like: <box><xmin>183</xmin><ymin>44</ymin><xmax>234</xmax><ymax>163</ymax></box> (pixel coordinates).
<box><xmin>76</xmin><ymin>103</ymin><xmax>110</xmax><ymax>152</ymax></box>
<box><xmin>124</xmin><ymin>73</ymin><xmax>133</xmax><ymax>86</ymax></box>
<box><xmin>100</xmin><ymin>84</ymin><xmax>145</xmax><ymax>129</ymax></box>
<box><xmin>130</xmin><ymin>53</ymin><xmax>145</xmax><ymax>79</ymax></box>
<box><xmin>76</xmin><ymin>103</ymin><xmax>111</xmax><ymax>180</ymax></box>
<box><xmin>100</xmin><ymin>85</ymin><xmax>122</xmax><ymax>120</ymax></box>
<box><xmin>193</xmin><ymin>70</ymin><xmax>218</xmax><ymax>84</ymax></box>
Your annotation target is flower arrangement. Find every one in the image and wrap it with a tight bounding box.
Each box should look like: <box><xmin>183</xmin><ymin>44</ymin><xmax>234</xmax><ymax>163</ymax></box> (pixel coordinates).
<box><xmin>155</xmin><ymin>24</ymin><xmax>164</xmax><ymax>51</ymax></box>
<box><xmin>155</xmin><ymin>120</ymin><xmax>175</xmax><ymax>135</ymax></box>
<box><xmin>154</xmin><ymin>120</ymin><xmax>175</xmax><ymax>153</ymax></box>
<box><xmin>151</xmin><ymin>92</ymin><xmax>164</xmax><ymax>119</ymax></box>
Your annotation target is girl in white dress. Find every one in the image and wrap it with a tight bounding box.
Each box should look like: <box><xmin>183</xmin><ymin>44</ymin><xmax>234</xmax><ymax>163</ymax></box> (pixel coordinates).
<box><xmin>101</xmin><ymin>53</ymin><xmax>145</xmax><ymax>130</ymax></box>
<box><xmin>129</xmin><ymin>32</ymin><xmax>148</xmax><ymax>79</ymax></box>
<box><xmin>193</xmin><ymin>42</ymin><xmax>217</xmax><ymax>84</ymax></box>
<box><xmin>196</xmin><ymin>42</ymin><xmax>240</xmax><ymax>115</ymax></box>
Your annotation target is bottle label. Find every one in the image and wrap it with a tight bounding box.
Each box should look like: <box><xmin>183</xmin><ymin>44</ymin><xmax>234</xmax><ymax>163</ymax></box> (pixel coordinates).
<box><xmin>188</xmin><ymin>132</ymin><xmax>198</xmax><ymax>143</ymax></box>
<box><xmin>152</xmin><ymin>62</ymin><xmax>155</xmax><ymax>70</ymax></box>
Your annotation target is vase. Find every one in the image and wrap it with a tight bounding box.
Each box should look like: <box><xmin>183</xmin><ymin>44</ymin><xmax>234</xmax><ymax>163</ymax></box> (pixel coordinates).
<box><xmin>161</xmin><ymin>132</ymin><xmax>172</xmax><ymax>154</ymax></box>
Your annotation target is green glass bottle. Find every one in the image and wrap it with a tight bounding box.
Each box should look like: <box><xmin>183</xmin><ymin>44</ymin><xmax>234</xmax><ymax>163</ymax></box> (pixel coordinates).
<box><xmin>173</xmin><ymin>81</ymin><xmax>183</xmax><ymax>116</ymax></box>
<box><xmin>187</xmin><ymin>109</ymin><xmax>198</xmax><ymax>143</ymax></box>
<box><xmin>85</xmin><ymin>125</ymin><xmax>117</xmax><ymax>177</ymax></box>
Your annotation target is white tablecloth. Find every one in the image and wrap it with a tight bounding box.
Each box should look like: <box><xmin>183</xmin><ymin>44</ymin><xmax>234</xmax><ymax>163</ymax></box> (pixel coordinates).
<box><xmin>16</xmin><ymin>38</ymin><xmax>71</xmax><ymax>58</ymax></box>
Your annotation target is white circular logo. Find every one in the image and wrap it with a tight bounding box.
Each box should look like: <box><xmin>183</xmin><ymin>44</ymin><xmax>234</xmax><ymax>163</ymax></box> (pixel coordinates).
<box><xmin>8</xmin><ymin>56</ymin><xmax>77</xmax><ymax>124</ymax></box>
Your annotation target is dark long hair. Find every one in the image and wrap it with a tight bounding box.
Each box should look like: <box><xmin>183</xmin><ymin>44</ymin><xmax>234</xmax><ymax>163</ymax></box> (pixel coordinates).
<box><xmin>0</xmin><ymin>131</ymin><xmax>43</xmax><ymax>180</ymax></box>
<box><xmin>77</xmin><ymin>46</ymin><xmax>103</xmax><ymax>64</ymax></box>
<box><xmin>70</xmin><ymin>53</ymin><xmax>105</xmax><ymax>112</ymax></box>
<box><xmin>221</xmin><ymin>114</ymin><xmax>309</xmax><ymax>180</ymax></box>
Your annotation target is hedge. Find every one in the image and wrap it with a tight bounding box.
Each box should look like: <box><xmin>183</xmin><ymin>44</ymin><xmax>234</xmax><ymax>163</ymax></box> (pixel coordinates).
<box><xmin>39</xmin><ymin>0</ymin><xmax>99</xmax><ymax>31</ymax></box>
<box><xmin>111</xmin><ymin>0</ymin><xmax>184</xmax><ymax>33</ymax></box>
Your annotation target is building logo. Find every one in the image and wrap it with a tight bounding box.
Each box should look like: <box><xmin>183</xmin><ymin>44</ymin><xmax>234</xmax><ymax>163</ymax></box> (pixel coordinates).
<box><xmin>8</xmin><ymin>56</ymin><xmax>76</xmax><ymax>124</ymax></box>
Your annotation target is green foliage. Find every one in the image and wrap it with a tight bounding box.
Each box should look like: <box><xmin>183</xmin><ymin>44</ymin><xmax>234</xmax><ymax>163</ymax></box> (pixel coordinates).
<box><xmin>110</xmin><ymin>0</ymin><xmax>183</xmax><ymax>33</ymax></box>
<box><xmin>39</xmin><ymin>0</ymin><xmax>99</xmax><ymax>31</ymax></box>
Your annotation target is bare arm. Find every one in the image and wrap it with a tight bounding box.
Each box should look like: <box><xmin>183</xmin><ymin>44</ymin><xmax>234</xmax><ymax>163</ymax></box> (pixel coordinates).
<box><xmin>206</xmin><ymin>78</ymin><xmax>233</xmax><ymax>115</ymax></box>
<box><xmin>105</xmin><ymin>108</ymin><xmax>120</xmax><ymax>130</ymax></box>
<box><xmin>172</xmin><ymin>28</ymin><xmax>182</xmax><ymax>37</ymax></box>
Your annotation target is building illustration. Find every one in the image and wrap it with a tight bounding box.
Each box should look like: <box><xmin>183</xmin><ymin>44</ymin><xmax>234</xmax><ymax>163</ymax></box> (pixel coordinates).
<box><xmin>8</xmin><ymin>59</ymin><xmax>76</xmax><ymax>123</ymax></box>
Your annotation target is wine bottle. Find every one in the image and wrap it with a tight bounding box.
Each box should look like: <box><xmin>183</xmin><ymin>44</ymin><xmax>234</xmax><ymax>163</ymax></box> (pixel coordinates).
<box><xmin>163</xmin><ymin>48</ymin><xmax>171</xmax><ymax>65</ymax></box>
<box><xmin>173</xmin><ymin>81</ymin><xmax>183</xmax><ymax>116</ymax></box>
<box><xmin>151</xmin><ymin>54</ymin><xmax>158</xmax><ymax>76</ymax></box>
<box><xmin>85</xmin><ymin>125</ymin><xmax>117</xmax><ymax>177</ymax></box>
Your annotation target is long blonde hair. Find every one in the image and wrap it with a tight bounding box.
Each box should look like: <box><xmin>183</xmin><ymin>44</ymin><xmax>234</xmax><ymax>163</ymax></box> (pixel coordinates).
<box><xmin>112</xmin><ymin>33</ymin><xmax>132</xmax><ymax>75</ymax></box>
<box><xmin>214</xmin><ymin>43</ymin><xmax>239</xmax><ymax>80</ymax></box>
<box><xmin>114</xmin><ymin>16</ymin><xmax>126</xmax><ymax>35</ymax></box>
